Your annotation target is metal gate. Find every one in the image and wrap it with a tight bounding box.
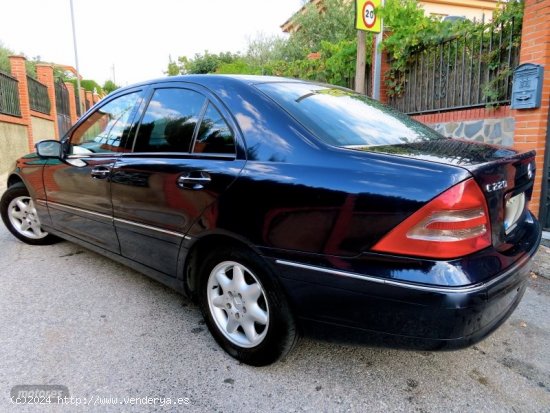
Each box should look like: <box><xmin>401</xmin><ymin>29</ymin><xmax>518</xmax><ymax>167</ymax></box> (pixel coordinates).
<box><xmin>55</xmin><ymin>80</ymin><xmax>72</xmax><ymax>138</ymax></box>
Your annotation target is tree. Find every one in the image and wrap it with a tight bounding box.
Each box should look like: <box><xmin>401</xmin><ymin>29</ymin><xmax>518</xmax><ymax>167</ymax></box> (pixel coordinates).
<box><xmin>166</xmin><ymin>51</ymin><xmax>240</xmax><ymax>75</ymax></box>
<box><xmin>81</xmin><ymin>79</ymin><xmax>103</xmax><ymax>94</ymax></box>
<box><xmin>245</xmin><ymin>33</ymin><xmax>289</xmax><ymax>70</ymax></box>
<box><xmin>103</xmin><ymin>80</ymin><xmax>119</xmax><ymax>94</ymax></box>
<box><xmin>288</xmin><ymin>0</ymin><xmax>356</xmax><ymax>56</ymax></box>
<box><xmin>0</xmin><ymin>41</ymin><xmax>12</xmax><ymax>73</ymax></box>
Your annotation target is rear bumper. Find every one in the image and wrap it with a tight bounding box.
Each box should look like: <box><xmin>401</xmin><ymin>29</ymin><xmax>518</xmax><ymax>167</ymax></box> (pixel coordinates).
<box><xmin>268</xmin><ymin>223</ymin><xmax>540</xmax><ymax>348</ymax></box>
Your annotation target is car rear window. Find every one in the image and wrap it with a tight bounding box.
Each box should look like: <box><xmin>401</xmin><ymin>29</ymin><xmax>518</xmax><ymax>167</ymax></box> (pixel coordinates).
<box><xmin>255</xmin><ymin>82</ymin><xmax>442</xmax><ymax>147</ymax></box>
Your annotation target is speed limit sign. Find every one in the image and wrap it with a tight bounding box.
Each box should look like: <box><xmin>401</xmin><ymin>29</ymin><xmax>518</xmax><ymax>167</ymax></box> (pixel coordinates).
<box><xmin>355</xmin><ymin>0</ymin><xmax>381</xmax><ymax>33</ymax></box>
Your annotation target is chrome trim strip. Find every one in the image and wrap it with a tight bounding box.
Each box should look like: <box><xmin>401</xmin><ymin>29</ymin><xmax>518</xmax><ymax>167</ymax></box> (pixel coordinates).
<box><xmin>47</xmin><ymin>201</ymin><xmax>112</xmax><ymax>220</ymax></box>
<box><xmin>66</xmin><ymin>154</ymin><xmax>122</xmax><ymax>159</ymax></box>
<box><xmin>113</xmin><ymin>217</ymin><xmax>184</xmax><ymax>239</ymax></box>
<box><xmin>120</xmin><ymin>152</ymin><xmax>236</xmax><ymax>160</ymax></box>
<box><xmin>275</xmin><ymin>256</ymin><xmax>530</xmax><ymax>294</ymax></box>
<box><xmin>45</xmin><ymin>201</ymin><xmax>187</xmax><ymax>239</ymax></box>
<box><xmin>35</xmin><ymin>199</ymin><xmax>48</xmax><ymax>207</ymax></box>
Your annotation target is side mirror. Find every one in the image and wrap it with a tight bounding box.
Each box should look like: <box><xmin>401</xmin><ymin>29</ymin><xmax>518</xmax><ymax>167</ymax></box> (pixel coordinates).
<box><xmin>36</xmin><ymin>140</ymin><xmax>62</xmax><ymax>158</ymax></box>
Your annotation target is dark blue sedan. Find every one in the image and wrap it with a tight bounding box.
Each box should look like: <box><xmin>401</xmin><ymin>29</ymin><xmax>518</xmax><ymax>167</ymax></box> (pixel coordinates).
<box><xmin>1</xmin><ymin>75</ymin><xmax>541</xmax><ymax>365</ymax></box>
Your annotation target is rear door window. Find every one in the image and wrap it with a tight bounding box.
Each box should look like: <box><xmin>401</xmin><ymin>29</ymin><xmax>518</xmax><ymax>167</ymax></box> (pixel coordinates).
<box><xmin>192</xmin><ymin>103</ymin><xmax>236</xmax><ymax>155</ymax></box>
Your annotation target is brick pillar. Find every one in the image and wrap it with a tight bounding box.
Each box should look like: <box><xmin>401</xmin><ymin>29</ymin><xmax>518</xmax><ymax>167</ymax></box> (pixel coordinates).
<box><xmin>85</xmin><ymin>90</ymin><xmax>93</xmax><ymax>109</ymax></box>
<box><xmin>512</xmin><ymin>0</ymin><xmax>550</xmax><ymax>217</ymax></box>
<box><xmin>64</xmin><ymin>82</ymin><xmax>78</xmax><ymax>125</ymax></box>
<box><xmin>79</xmin><ymin>87</ymin><xmax>86</xmax><ymax>113</ymax></box>
<box><xmin>379</xmin><ymin>52</ymin><xmax>391</xmax><ymax>104</ymax></box>
<box><xmin>93</xmin><ymin>92</ymin><xmax>100</xmax><ymax>104</ymax></box>
<box><xmin>370</xmin><ymin>35</ymin><xmax>391</xmax><ymax>103</ymax></box>
<box><xmin>35</xmin><ymin>64</ymin><xmax>59</xmax><ymax>139</ymax></box>
<box><xmin>9</xmin><ymin>55</ymin><xmax>34</xmax><ymax>151</ymax></box>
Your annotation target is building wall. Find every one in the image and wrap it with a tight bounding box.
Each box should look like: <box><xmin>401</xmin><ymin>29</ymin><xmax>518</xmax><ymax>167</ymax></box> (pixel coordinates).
<box><xmin>30</xmin><ymin>116</ymin><xmax>56</xmax><ymax>146</ymax></box>
<box><xmin>419</xmin><ymin>0</ymin><xmax>498</xmax><ymax>20</ymax></box>
<box><xmin>0</xmin><ymin>122</ymin><xmax>28</xmax><ymax>178</ymax></box>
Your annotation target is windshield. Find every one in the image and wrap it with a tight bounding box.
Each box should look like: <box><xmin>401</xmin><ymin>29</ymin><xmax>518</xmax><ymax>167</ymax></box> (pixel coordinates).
<box><xmin>256</xmin><ymin>82</ymin><xmax>443</xmax><ymax>147</ymax></box>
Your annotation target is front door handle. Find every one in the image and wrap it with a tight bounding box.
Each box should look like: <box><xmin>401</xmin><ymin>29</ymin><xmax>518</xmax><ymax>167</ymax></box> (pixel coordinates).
<box><xmin>177</xmin><ymin>172</ymin><xmax>211</xmax><ymax>190</ymax></box>
<box><xmin>91</xmin><ymin>166</ymin><xmax>111</xmax><ymax>179</ymax></box>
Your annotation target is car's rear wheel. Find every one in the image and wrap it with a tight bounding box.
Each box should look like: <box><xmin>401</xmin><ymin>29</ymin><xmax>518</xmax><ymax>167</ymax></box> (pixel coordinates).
<box><xmin>1</xmin><ymin>183</ymin><xmax>58</xmax><ymax>245</ymax></box>
<box><xmin>198</xmin><ymin>246</ymin><xmax>298</xmax><ymax>366</ymax></box>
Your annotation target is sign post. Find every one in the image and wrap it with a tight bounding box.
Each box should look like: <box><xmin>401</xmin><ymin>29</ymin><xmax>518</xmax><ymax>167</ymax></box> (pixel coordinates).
<box><xmin>355</xmin><ymin>0</ymin><xmax>383</xmax><ymax>97</ymax></box>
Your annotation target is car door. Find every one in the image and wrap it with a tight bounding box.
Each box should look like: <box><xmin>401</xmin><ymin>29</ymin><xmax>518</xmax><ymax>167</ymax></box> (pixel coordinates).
<box><xmin>110</xmin><ymin>83</ymin><xmax>246</xmax><ymax>275</ymax></box>
<box><xmin>43</xmin><ymin>89</ymin><xmax>145</xmax><ymax>252</ymax></box>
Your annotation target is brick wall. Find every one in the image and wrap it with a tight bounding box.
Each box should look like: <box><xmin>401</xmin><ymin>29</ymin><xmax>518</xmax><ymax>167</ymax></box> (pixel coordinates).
<box><xmin>36</xmin><ymin>64</ymin><xmax>59</xmax><ymax>139</ymax></box>
<box><xmin>8</xmin><ymin>56</ymin><xmax>34</xmax><ymax>152</ymax></box>
<box><xmin>512</xmin><ymin>0</ymin><xmax>550</xmax><ymax>221</ymax></box>
<box><xmin>0</xmin><ymin>55</ymin><xmax>103</xmax><ymax>158</ymax></box>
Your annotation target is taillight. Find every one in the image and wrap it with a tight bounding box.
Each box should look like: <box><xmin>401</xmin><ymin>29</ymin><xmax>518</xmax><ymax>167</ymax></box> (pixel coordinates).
<box><xmin>372</xmin><ymin>178</ymin><xmax>491</xmax><ymax>259</ymax></box>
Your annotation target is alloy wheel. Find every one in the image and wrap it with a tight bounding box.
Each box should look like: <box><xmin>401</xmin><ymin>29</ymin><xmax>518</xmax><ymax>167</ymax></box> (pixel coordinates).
<box><xmin>7</xmin><ymin>196</ymin><xmax>48</xmax><ymax>240</ymax></box>
<box><xmin>206</xmin><ymin>261</ymin><xmax>270</xmax><ymax>348</ymax></box>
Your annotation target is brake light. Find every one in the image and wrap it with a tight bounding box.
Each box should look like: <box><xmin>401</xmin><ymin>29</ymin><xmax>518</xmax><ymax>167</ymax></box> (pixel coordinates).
<box><xmin>372</xmin><ymin>178</ymin><xmax>491</xmax><ymax>259</ymax></box>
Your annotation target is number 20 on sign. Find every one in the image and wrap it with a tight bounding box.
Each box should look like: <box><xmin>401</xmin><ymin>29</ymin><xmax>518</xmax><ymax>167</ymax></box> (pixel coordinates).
<box><xmin>355</xmin><ymin>0</ymin><xmax>381</xmax><ymax>33</ymax></box>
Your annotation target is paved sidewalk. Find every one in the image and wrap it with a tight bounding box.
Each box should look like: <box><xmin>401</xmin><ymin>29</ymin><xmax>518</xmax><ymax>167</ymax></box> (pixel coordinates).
<box><xmin>0</xmin><ymin>221</ymin><xmax>549</xmax><ymax>412</ymax></box>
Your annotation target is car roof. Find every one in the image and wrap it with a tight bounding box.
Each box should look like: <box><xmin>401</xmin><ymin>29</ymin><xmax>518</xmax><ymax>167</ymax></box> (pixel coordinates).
<box><xmin>116</xmin><ymin>74</ymin><xmax>306</xmax><ymax>93</ymax></box>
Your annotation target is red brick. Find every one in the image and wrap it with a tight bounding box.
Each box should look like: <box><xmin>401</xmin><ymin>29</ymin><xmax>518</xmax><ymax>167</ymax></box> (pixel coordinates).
<box><xmin>9</xmin><ymin>55</ymin><xmax>33</xmax><ymax>151</ymax></box>
<box><xmin>64</xmin><ymin>82</ymin><xmax>78</xmax><ymax>125</ymax></box>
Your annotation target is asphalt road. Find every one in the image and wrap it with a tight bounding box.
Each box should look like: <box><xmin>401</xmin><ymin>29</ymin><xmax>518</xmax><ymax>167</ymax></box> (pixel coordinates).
<box><xmin>0</xmin><ymin>223</ymin><xmax>549</xmax><ymax>412</ymax></box>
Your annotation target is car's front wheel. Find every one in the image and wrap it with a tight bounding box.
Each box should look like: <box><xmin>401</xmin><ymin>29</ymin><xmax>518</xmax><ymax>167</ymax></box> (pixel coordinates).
<box><xmin>1</xmin><ymin>183</ymin><xmax>58</xmax><ymax>245</ymax></box>
<box><xmin>198</xmin><ymin>246</ymin><xmax>298</xmax><ymax>366</ymax></box>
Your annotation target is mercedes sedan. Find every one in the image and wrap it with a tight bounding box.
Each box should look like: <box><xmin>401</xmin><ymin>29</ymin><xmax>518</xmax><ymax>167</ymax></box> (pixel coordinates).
<box><xmin>1</xmin><ymin>75</ymin><xmax>541</xmax><ymax>365</ymax></box>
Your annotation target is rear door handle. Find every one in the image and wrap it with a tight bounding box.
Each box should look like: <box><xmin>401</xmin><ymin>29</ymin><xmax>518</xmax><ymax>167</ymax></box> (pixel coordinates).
<box><xmin>91</xmin><ymin>166</ymin><xmax>111</xmax><ymax>179</ymax></box>
<box><xmin>177</xmin><ymin>172</ymin><xmax>211</xmax><ymax>190</ymax></box>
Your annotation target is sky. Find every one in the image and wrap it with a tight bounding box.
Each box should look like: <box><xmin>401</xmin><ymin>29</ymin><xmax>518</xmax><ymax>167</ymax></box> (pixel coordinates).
<box><xmin>0</xmin><ymin>0</ymin><xmax>303</xmax><ymax>86</ymax></box>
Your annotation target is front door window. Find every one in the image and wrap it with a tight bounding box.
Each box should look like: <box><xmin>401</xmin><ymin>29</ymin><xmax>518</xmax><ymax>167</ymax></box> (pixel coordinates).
<box><xmin>70</xmin><ymin>92</ymin><xmax>142</xmax><ymax>154</ymax></box>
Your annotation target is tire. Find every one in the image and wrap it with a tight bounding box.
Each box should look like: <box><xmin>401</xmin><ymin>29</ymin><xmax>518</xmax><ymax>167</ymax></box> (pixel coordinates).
<box><xmin>1</xmin><ymin>183</ymin><xmax>59</xmax><ymax>245</ymax></box>
<box><xmin>198</xmin><ymin>246</ymin><xmax>298</xmax><ymax>366</ymax></box>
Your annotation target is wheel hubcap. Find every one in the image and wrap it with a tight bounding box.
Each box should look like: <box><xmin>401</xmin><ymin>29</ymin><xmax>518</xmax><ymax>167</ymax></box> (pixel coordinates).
<box><xmin>7</xmin><ymin>196</ymin><xmax>48</xmax><ymax>239</ymax></box>
<box><xmin>207</xmin><ymin>261</ymin><xmax>269</xmax><ymax>348</ymax></box>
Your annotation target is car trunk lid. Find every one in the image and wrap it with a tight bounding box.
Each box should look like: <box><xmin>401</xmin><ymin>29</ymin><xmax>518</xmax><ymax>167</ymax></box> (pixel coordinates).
<box><xmin>346</xmin><ymin>138</ymin><xmax>537</xmax><ymax>250</ymax></box>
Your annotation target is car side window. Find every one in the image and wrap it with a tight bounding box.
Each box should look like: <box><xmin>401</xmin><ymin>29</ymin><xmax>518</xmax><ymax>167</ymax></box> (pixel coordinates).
<box><xmin>70</xmin><ymin>92</ymin><xmax>141</xmax><ymax>154</ymax></box>
<box><xmin>133</xmin><ymin>88</ymin><xmax>206</xmax><ymax>153</ymax></box>
<box><xmin>193</xmin><ymin>102</ymin><xmax>235</xmax><ymax>155</ymax></box>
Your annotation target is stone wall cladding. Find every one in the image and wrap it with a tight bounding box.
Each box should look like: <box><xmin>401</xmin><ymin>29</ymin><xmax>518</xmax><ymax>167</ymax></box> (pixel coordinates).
<box><xmin>429</xmin><ymin>117</ymin><xmax>515</xmax><ymax>146</ymax></box>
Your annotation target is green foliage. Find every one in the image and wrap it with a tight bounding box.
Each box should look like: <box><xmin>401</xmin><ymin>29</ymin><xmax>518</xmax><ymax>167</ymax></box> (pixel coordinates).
<box><xmin>245</xmin><ymin>34</ymin><xmax>290</xmax><ymax>71</ymax></box>
<box><xmin>80</xmin><ymin>79</ymin><xmax>103</xmax><ymax>94</ymax></box>
<box><xmin>165</xmin><ymin>0</ymin><xmax>364</xmax><ymax>87</ymax></box>
<box><xmin>0</xmin><ymin>41</ymin><xmax>37</xmax><ymax>77</ymax></box>
<box><xmin>102</xmin><ymin>80</ymin><xmax>119</xmax><ymax>94</ymax></box>
<box><xmin>480</xmin><ymin>1</ymin><xmax>524</xmax><ymax>106</ymax></box>
<box><xmin>166</xmin><ymin>56</ymin><xmax>180</xmax><ymax>76</ymax></box>
<box><xmin>381</xmin><ymin>0</ymin><xmax>524</xmax><ymax>103</ymax></box>
<box><xmin>378</xmin><ymin>0</ymin><xmax>462</xmax><ymax>96</ymax></box>
<box><xmin>53</xmin><ymin>66</ymin><xmax>69</xmax><ymax>81</ymax></box>
<box><xmin>216</xmin><ymin>59</ymin><xmax>259</xmax><ymax>75</ymax></box>
<box><xmin>165</xmin><ymin>0</ymin><xmax>523</xmax><ymax>104</ymax></box>
<box><xmin>0</xmin><ymin>42</ymin><xmax>12</xmax><ymax>73</ymax></box>
<box><xmin>167</xmin><ymin>51</ymin><xmax>240</xmax><ymax>75</ymax></box>
<box><xmin>288</xmin><ymin>0</ymin><xmax>356</xmax><ymax>56</ymax></box>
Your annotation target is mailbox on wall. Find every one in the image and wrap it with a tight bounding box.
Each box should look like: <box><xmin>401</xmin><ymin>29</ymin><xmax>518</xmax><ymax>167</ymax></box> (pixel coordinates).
<box><xmin>511</xmin><ymin>63</ymin><xmax>544</xmax><ymax>110</ymax></box>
